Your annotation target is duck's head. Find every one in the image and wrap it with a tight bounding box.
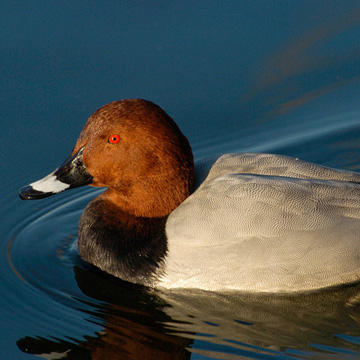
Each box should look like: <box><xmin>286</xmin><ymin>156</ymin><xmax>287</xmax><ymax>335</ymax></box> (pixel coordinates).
<box><xmin>19</xmin><ymin>99</ymin><xmax>194</xmax><ymax>218</ymax></box>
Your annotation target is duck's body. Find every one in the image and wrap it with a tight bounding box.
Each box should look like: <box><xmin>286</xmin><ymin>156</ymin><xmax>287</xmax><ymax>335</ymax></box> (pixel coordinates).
<box><xmin>19</xmin><ymin>99</ymin><xmax>360</xmax><ymax>293</ymax></box>
<box><xmin>163</xmin><ymin>153</ymin><xmax>360</xmax><ymax>291</ymax></box>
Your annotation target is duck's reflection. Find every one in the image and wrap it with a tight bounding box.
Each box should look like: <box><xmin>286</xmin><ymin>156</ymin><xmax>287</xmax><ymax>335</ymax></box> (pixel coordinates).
<box><xmin>17</xmin><ymin>266</ymin><xmax>360</xmax><ymax>359</ymax></box>
<box><xmin>161</xmin><ymin>286</ymin><xmax>360</xmax><ymax>357</ymax></box>
<box><xmin>17</xmin><ymin>266</ymin><xmax>193</xmax><ymax>360</ymax></box>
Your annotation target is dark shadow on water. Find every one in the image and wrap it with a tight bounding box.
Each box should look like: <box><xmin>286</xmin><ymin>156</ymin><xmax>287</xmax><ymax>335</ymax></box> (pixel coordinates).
<box><xmin>17</xmin><ymin>263</ymin><xmax>360</xmax><ymax>359</ymax></box>
<box><xmin>17</xmin><ymin>266</ymin><xmax>193</xmax><ymax>360</ymax></box>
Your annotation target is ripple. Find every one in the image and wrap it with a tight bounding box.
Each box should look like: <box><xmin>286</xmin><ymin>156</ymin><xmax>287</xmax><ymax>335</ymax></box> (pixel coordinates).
<box><xmin>4</xmin><ymin>188</ymin><xmax>105</xmax><ymax>344</ymax></box>
<box><xmin>8</xmin><ymin>188</ymin><xmax>103</xmax><ymax>300</ymax></box>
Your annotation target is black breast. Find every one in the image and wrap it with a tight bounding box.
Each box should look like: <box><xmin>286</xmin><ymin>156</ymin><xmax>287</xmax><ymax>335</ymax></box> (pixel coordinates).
<box><xmin>78</xmin><ymin>198</ymin><xmax>168</xmax><ymax>286</ymax></box>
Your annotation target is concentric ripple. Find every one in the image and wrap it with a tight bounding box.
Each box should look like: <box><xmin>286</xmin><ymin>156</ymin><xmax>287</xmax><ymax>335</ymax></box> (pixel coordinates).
<box><xmin>8</xmin><ymin>187</ymin><xmax>103</xmax><ymax>303</ymax></box>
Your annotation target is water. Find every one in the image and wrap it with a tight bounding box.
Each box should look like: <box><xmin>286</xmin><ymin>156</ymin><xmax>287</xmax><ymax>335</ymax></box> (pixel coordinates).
<box><xmin>3</xmin><ymin>1</ymin><xmax>360</xmax><ymax>358</ymax></box>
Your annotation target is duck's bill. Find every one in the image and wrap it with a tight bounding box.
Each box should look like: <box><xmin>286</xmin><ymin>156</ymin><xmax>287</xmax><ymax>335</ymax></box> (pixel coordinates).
<box><xmin>19</xmin><ymin>147</ymin><xmax>93</xmax><ymax>200</ymax></box>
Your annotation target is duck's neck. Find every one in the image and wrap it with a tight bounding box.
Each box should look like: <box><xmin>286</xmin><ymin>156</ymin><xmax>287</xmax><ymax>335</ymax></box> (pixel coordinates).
<box><xmin>78</xmin><ymin>193</ymin><xmax>168</xmax><ymax>285</ymax></box>
<box><xmin>97</xmin><ymin>158</ymin><xmax>194</xmax><ymax>218</ymax></box>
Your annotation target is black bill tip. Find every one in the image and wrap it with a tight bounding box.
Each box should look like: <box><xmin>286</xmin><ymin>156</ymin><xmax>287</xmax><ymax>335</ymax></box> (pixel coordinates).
<box><xmin>19</xmin><ymin>185</ymin><xmax>55</xmax><ymax>200</ymax></box>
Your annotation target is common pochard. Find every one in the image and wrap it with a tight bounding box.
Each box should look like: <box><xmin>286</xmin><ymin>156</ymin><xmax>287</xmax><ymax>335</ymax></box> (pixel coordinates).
<box><xmin>19</xmin><ymin>99</ymin><xmax>360</xmax><ymax>293</ymax></box>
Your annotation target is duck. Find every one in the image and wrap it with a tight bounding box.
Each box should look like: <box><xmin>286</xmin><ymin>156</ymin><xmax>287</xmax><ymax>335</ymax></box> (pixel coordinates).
<box><xmin>19</xmin><ymin>99</ymin><xmax>360</xmax><ymax>293</ymax></box>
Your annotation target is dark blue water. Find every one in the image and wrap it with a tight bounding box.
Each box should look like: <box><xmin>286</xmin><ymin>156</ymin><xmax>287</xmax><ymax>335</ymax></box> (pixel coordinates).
<box><xmin>3</xmin><ymin>1</ymin><xmax>360</xmax><ymax>358</ymax></box>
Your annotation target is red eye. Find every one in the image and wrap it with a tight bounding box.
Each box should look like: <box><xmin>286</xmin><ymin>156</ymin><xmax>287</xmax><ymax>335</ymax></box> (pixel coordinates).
<box><xmin>108</xmin><ymin>134</ymin><xmax>120</xmax><ymax>144</ymax></box>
